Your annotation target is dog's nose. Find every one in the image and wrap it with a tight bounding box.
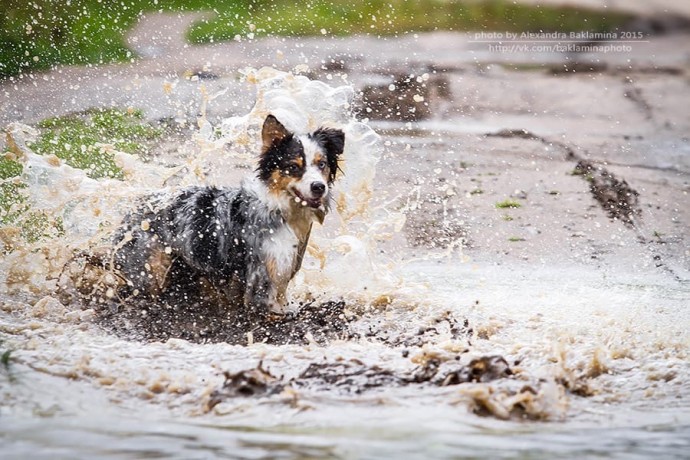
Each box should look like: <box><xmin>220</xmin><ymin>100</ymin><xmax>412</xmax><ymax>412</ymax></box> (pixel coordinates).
<box><xmin>310</xmin><ymin>182</ymin><xmax>326</xmax><ymax>197</ymax></box>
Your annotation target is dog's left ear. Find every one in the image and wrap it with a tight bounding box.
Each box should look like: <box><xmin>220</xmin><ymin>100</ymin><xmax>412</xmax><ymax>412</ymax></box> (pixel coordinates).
<box><xmin>312</xmin><ymin>127</ymin><xmax>345</xmax><ymax>183</ymax></box>
<box><xmin>262</xmin><ymin>115</ymin><xmax>291</xmax><ymax>153</ymax></box>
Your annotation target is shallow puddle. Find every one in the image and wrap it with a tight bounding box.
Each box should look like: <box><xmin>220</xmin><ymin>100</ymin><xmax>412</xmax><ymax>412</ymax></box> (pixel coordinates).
<box><xmin>1</xmin><ymin>67</ymin><xmax>689</xmax><ymax>459</ymax></box>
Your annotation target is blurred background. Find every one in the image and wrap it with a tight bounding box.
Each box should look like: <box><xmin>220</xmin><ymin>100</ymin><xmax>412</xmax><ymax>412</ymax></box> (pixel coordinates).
<box><xmin>2</xmin><ymin>0</ymin><xmax>689</xmax><ymax>78</ymax></box>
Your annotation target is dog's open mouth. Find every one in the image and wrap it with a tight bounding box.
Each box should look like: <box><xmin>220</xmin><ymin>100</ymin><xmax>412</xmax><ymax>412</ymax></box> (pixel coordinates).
<box><xmin>291</xmin><ymin>189</ymin><xmax>322</xmax><ymax>209</ymax></box>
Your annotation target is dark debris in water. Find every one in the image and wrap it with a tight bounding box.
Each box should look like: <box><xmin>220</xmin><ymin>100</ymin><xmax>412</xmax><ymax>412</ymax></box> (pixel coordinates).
<box><xmin>207</xmin><ymin>354</ymin><xmax>514</xmax><ymax>410</ymax></box>
<box><xmin>207</xmin><ymin>362</ymin><xmax>279</xmax><ymax>410</ymax></box>
<box><xmin>93</xmin><ymin>296</ymin><xmax>474</xmax><ymax>349</ymax></box>
<box><xmin>60</xmin><ymin>251</ymin><xmax>360</xmax><ymax>345</ymax></box>
<box><xmin>94</xmin><ymin>298</ymin><xmax>355</xmax><ymax>345</ymax></box>
<box><xmin>486</xmin><ymin>128</ymin><xmax>542</xmax><ymax>141</ymax></box>
<box><xmin>573</xmin><ymin>160</ymin><xmax>641</xmax><ymax>227</ymax></box>
<box><xmin>410</xmin><ymin>355</ymin><xmax>513</xmax><ymax>386</ymax></box>
<box><xmin>364</xmin><ymin>309</ymin><xmax>472</xmax><ymax>348</ymax></box>
<box><xmin>360</xmin><ymin>72</ymin><xmax>450</xmax><ymax>122</ymax></box>
<box><xmin>294</xmin><ymin>360</ymin><xmax>402</xmax><ymax>393</ymax></box>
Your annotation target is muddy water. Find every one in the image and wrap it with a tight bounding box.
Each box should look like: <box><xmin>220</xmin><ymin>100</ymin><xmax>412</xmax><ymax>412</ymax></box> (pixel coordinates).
<box><xmin>2</xmin><ymin>68</ymin><xmax>690</xmax><ymax>459</ymax></box>
<box><xmin>2</xmin><ymin>264</ymin><xmax>689</xmax><ymax>458</ymax></box>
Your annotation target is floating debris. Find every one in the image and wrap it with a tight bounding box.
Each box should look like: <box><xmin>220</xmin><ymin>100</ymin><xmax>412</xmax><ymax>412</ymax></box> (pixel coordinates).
<box><xmin>573</xmin><ymin>160</ymin><xmax>641</xmax><ymax>227</ymax></box>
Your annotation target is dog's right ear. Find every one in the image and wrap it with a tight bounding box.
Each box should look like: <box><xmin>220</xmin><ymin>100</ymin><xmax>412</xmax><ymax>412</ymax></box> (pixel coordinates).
<box><xmin>312</xmin><ymin>127</ymin><xmax>345</xmax><ymax>183</ymax></box>
<box><xmin>262</xmin><ymin>115</ymin><xmax>291</xmax><ymax>153</ymax></box>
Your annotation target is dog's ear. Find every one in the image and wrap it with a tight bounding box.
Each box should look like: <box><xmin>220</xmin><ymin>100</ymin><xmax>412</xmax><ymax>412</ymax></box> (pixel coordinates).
<box><xmin>262</xmin><ymin>115</ymin><xmax>291</xmax><ymax>153</ymax></box>
<box><xmin>312</xmin><ymin>127</ymin><xmax>345</xmax><ymax>183</ymax></box>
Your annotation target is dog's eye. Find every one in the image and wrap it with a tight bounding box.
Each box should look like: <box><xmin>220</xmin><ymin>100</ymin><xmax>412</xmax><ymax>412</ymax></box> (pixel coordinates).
<box><xmin>285</xmin><ymin>163</ymin><xmax>300</xmax><ymax>174</ymax></box>
<box><xmin>317</xmin><ymin>160</ymin><xmax>327</xmax><ymax>170</ymax></box>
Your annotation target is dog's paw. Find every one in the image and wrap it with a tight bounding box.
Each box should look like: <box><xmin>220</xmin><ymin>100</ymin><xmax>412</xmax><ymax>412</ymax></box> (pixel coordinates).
<box><xmin>266</xmin><ymin>299</ymin><xmax>289</xmax><ymax>316</ymax></box>
<box><xmin>244</xmin><ymin>297</ymin><xmax>286</xmax><ymax>321</ymax></box>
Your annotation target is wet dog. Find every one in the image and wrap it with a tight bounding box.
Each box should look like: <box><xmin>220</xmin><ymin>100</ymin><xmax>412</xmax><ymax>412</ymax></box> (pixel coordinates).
<box><xmin>109</xmin><ymin>115</ymin><xmax>344</xmax><ymax>318</ymax></box>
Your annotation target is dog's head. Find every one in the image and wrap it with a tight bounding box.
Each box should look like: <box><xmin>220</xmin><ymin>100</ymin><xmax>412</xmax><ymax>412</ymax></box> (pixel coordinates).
<box><xmin>258</xmin><ymin>115</ymin><xmax>344</xmax><ymax>214</ymax></box>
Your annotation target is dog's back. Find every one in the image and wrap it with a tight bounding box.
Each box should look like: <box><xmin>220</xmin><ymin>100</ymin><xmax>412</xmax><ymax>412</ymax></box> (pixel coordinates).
<box><xmin>112</xmin><ymin>185</ymin><xmax>284</xmax><ymax>312</ymax></box>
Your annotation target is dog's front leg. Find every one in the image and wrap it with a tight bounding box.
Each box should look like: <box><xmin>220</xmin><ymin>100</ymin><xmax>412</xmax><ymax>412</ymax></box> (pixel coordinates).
<box><xmin>243</xmin><ymin>256</ymin><xmax>280</xmax><ymax>319</ymax></box>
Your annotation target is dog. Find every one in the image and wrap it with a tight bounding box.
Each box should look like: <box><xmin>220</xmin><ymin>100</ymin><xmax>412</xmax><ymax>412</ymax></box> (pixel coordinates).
<box><xmin>108</xmin><ymin>115</ymin><xmax>344</xmax><ymax>318</ymax></box>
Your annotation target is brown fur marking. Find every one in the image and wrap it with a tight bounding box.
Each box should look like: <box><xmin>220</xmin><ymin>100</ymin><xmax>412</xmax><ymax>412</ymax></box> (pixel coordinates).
<box><xmin>312</xmin><ymin>152</ymin><xmax>331</xmax><ymax>181</ymax></box>
<box><xmin>146</xmin><ymin>249</ymin><xmax>173</xmax><ymax>296</ymax></box>
<box><xmin>267</xmin><ymin>170</ymin><xmax>297</xmax><ymax>196</ymax></box>
<box><xmin>262</xmin><ymin>115</ymin><xmax>290</xmax><ymax>153</ymax></box>
<box><xmin>265</xmin><ymin>258</ymin><xmax>278</xmax><ymax>282</ymax></box>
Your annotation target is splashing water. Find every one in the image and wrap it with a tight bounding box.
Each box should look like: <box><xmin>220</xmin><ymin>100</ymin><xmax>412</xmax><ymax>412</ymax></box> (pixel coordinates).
<box><xmin>1</xmin><ymin>67</ymin><xmax>689</xmax><ymax>458</ymax></box>
<box><xmin>2</xmin><ymin>67</ymin><xmax>397</xmax><ymax>301</ymax></box>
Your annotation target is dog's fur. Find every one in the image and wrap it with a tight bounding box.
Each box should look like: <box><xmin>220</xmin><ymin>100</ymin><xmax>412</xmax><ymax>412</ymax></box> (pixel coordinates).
<box><xmin>110</xmin><ymin>115</ymin><xmax>344</xmax><ymax>317</ymax></box>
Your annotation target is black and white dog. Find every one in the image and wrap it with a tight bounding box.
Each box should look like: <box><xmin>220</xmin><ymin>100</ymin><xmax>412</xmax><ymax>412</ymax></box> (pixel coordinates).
<box><xmin>110</xmin><ymin>115</ymin><xmax>344</xmax><ymax>318</ymax></box>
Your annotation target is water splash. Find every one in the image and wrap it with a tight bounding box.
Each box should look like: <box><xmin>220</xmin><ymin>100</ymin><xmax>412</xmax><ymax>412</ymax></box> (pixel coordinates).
<box><xmin>2</xmin><ymin>66</ymin><xmax>688</xmax><ymax>448</ymax></box>
<box><xmin>1</xmin><ymin>67</ymin><xmax>400</xmax><ymax>305</ymax></box>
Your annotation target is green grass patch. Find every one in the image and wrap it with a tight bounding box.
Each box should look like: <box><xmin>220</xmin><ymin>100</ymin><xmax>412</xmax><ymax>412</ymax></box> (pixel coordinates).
<box><xmin>570</xmin><ymin>168</ymin><xmax>594</xmax><ymax>182</ymax></box>
<box><xmin>495</xmin><ymin>199</ymin><xmax>522</xmax><ymax>209</ymax></box>
<box><xmin>0</xmin><ymin>156</ymin><xmax>22</xmax><ymax>179</ymax></box>
<box><xmin>0</xmin><ymin>171</ymin><xmax>63</xmax><ymax>248</ymax></box>
<box><xmin>0</xmin><ymin>0</ymin><xmax>220</xmax><ymax>77</ymax></box>
<box><xmin>187</xmin><ymin>0</ymin><xmax>634</xmax><ymax>43</ymax></box>
<box><xmin>30</xmin><ymin>108</ymin><xmax>162</xmax><ymax>179</ymax></box>
<box><xmin>1</xmin><ymin>349</ymin><xmax>12</xmax><ymax>369</ymax></box>
<box><xmin>508</xmin><ymin>236</ymin><xmax>525</xmax><ymax>242</ymax></box>
<box><xmin>0</xmin><ymin>155</ymin><xmax>27</xmax><ymax>227</ymax></box>
<box><xmin>501</xmin><ymin>214</ymin><xmax>514</xmax><ymax>221</ymax></box>
<box><xmin>1</xmin><ymin>108</ymin><xmax>159</xmax><ymax>250</ymax></box>
<box><xmin>20</xmin><ymin>211</ymin><xmax>64</xmax><ymax>244</ymax></box>
<box><xmin>2</xmin><ymin>0</ymin><xmax>634</xmax><ymax>78</ymax></box>
<box><xmin>1</xmin><ymin>1</ymin><xmax>134</xmax><ymax>77</ymax></box>
<box><xmin>0</xmin><ymin>180</ymin><xmax>27</xmax><ymax>224</ymax></box>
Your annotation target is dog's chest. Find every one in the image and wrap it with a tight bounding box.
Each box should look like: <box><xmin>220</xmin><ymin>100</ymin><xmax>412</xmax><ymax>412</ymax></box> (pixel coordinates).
<box><xmin>262</xmin><ymin>225</ymin><xmax>302</xmax><ymax>277</ymax></box>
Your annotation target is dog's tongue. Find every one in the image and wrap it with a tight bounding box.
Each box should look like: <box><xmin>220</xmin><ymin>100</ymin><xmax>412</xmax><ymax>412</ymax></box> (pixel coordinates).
<box><xmin>292</xmin><ymin>194</ymin><xmax>326</xmax><ymax>222</ymax></box>
<box><xmin>293</xmin><ymin>193</ymin><xmax>321</xmax><ymax>209</ymax></box>
<box><xmin>306</xmin><ymin>198</ymin><xmax>321</xmax><ymax>209</ymax></box>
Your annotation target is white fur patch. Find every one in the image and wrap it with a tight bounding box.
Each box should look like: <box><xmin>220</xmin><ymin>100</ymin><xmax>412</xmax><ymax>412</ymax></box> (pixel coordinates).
<box><xmin>242</xmin><ymin>176</ymin><xmax>291</xmax><ymax>215</ymax></box>
<box><xmin>263</xmin><ymin>225</ymin><xmax>299</xmax><ymax>278</ymax></box>
<box><xmin>261</xmin><ymin>224</ymin><xmax>299</xmax><ymax>313</ymax></box>
<box><xmin>295</xmin><ymin>135</ymin><xmax>329</xmax><ymax>201</ymax></box>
